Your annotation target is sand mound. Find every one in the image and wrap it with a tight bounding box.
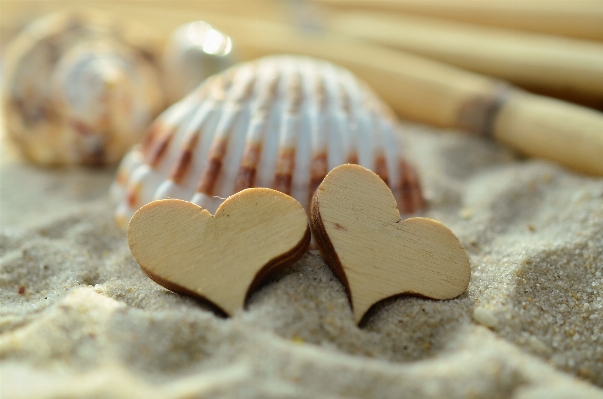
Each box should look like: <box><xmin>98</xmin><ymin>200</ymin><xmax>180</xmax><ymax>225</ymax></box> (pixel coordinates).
<box><xmin>1</xmin><ymin>124</ymin><xmax>602</xmax><ymax>398</ymax></box>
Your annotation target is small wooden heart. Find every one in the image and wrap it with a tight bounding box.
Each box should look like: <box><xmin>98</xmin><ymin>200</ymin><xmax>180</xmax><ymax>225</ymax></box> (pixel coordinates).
<box><xmin>127</xmin><ymin>188</ymin><xmax>310</xmax><ymax>315</ymax></box>
<box><xmin>311</xmin><ymin>164</ymin><xmax>470</xmax><ymax>324</ymax></box>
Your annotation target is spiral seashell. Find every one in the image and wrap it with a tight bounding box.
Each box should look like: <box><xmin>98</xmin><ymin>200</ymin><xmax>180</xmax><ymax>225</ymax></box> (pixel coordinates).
<box><xmin>163</xmin><ymin>21</ymin><xmax>236</xmax><ymax>104</ymax></box>
<box><xmin>2</xmin><ymin>11</ymin><xmax>164</xmax><ymax>166</ymax></box>
<box><xmin>112</xmin><ymin>56</ymin><xmax>425</xmax><ymax>228</ymax></box>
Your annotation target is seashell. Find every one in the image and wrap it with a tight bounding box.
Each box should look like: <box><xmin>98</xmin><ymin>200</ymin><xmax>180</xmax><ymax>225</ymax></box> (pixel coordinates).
<box><xmin>2</xmin><ymin>11</ymin><xmax>164</xmax><ymax>166</ymax></box>
<box><xmin>111</xmin><ymin>55</ymin><xmax>425</xmax><ymax>228</ymax></box>
<box><xmin>162</xmin><ymin>21</ymin><xmax>236</xmax><ymax>104</ymax></box>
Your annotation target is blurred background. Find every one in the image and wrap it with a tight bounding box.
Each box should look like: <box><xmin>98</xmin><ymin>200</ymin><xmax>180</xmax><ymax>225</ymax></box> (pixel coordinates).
<box><xmin>1</xmin><ymin>0</ymin><xmax>603</xmax><ymax>173</ymax></box>
<box><xmin>2</xmin><ymin>0</ymin><xmax>602</xmax><ymax>106</ymax></box>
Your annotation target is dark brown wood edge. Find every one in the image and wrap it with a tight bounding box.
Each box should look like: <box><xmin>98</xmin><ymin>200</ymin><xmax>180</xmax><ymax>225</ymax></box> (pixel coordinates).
<box><xmin>139</xmin><ymin>266</ymin><xmax>228</xmax><ymax>318</ymax></box>
<box><xmin>244</xmin><ymin>224</ymin><xmax>311</xmax><ymax>304</ymax></box>
<box><xmin>357</xmin><ymin>292</ymin><xmax>448</xmax><ymax>327</ymax></box>
<box><xmin>357</xmin><ymin>290</ymin><xmax>470</xmax><ymax>328</ymax></box>
<box><xmin>309</xmin><ymin>188</ymin><xmax>353</xmax><ymax>313</ymax></box>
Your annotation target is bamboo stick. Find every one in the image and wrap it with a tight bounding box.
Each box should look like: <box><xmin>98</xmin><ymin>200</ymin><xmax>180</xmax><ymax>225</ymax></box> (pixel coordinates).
<box><xmin>314</xmin><ymin>0</ymin><xmax>603</xmax><ymax>41</ymax></box>
<box><xmin>328</xmin><ymin>11</ymin><xmax>603</xmax><ymax>99</ymax></box>
<box><xmin>493</xmin><ymin>92</ymin><xmax>603</xmax><ymax>175</ymax></box>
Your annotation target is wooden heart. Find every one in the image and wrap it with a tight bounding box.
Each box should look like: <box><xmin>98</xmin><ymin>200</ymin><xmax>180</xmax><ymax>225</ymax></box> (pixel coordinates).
<box><xmin>311</xmin><ymin>164</ymin><xmax>470</xmax><ymax>324</ymax></box>
<box><xmin>127</xmin><ymin>188</ymin><xmax>310</xmax><ymax>315</ymax></box>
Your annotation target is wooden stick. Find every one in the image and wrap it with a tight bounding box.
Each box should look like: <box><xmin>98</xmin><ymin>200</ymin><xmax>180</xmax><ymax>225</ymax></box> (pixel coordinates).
<box><xmin>314</xmin><ymin>0</ymin><xmax>603</xmax><ymax>41</ymax></box>
<box><xmin>3</xmin><ymin>3</ymin><xmax>603</xmax><ymax>175</ymax></box>
<box><xmin>328</xmin><ymin>11</ymin><xmax>603</xmax><ymax>99</ymax></box>
<box><xmin>493</xmin><ymin>91</ymin><xmax>603</xmax><ymax>174</ymax></box>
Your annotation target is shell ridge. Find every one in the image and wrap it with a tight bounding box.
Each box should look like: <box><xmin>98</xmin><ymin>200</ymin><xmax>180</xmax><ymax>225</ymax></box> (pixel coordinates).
<box><xmin>234</xmin><ymin>61</ymin><xmax>280</xmax><ymax>192</ymax></box>
<box><xmin>291</xmin><ymin>60</ymin><xmax>315</xmax><ymax>207</ymax></box>
<box><xmin>114</xmin><ymin>56</ymin><xmax>426</xmax><ymax>227</ymax></box>
<box><xmin>166</xmin><ymin>101</ymin><xmax>215</xmax><ymax>186</ymax></box>
<box><xmin>216</xmin><ymin>63</ymin><xmax>262</xmax><ymax>199</ymax></box>
<box><xmin>308</xmin><ymin>64</ymin><xmax>329</xmax><ymax>207</ymax></box>
<box><xmin>255</xmin><ymin>69</ymin><xmax>284</xmax><ymax>190</ymax></box>
<box><xmin>273</xmin><ymin>62</ymin><xmax>302</xmax><ymax>195</ymax></box>
<box><xmin>193</xmin><ymin>63</ymin><xmax>257</xmax><ymax>207</ymax></box>
<box><xmin>323</xmin><ymin>63</ymin><xmax>346</xmax><ymax>172</ymax></box>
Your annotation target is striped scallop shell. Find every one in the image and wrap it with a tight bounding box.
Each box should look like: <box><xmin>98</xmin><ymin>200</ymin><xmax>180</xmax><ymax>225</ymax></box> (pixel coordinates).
<box><xmin>2</xmin><ymin>11</ymin><xmax>164</xmax><ymax>166</ymax></box>
<box><xmin>112</xmin><ymin>56</ymin><xmax>424</xmax><ymax>228</ymax></box>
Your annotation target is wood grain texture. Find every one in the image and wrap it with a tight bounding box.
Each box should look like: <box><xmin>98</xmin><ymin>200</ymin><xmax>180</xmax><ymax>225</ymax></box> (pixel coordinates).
<box><xmin>127</xmin><ymin>189</ymin><xmax>310</xmax><ymax>315</ymax></box>
<box><xmin>311</xmin><ymin>164</ymin><xmax>470</xmax><ymax>324</ymax></box>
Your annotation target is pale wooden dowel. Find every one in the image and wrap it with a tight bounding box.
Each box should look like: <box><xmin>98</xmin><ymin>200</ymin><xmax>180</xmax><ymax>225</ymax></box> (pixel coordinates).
<box><xmin>329</xmin><ymin>11</ymin><xmax>603</xmax><ymax>99</ymax></box>
<box><xmin>494</xmin><ymin>91</ymin><xmax>603</xmax><ymax>175</ymax></box>
<box><xmin>314</xmin><ymin>0</ymin><xmax>603</xmax><ymax>41</ymax></box>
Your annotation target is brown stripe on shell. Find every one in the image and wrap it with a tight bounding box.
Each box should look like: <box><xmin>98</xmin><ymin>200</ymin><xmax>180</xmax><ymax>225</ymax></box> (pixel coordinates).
<box><xmin>196</xmin><ymin>138</ymin><xmax>229</xmax><ymax>195</ymax></box>
<box><xmin>234</xmin><ymin>68</ymin><xmax>279</xmax><ymax>193</ymax></box>
<box><xmin>144</xmin><ymin>127</ymin><xmax>176</xmax><ymax>168</ymax></box>
<box><xmin>374</xmin><ymin>154</ymin><xmax>389</xmax><ymax>186</ymax></box>
<box><xmin>126</xmin><ymin>182</ymin><xmax>142</xmax><ymax>209</ymax></box>
<box><xmin>308</xmin><ymin>151</ymin><xmax>328</xmax><ymax>205</ymax></box>
<box><xmin>337</xmin><ymin>79</ymin><xmax>352</xmax><ymax>117</ymax></box>
<box><xmin>141</xmin><ymin>121</ymin><xmax>162</xmax><ymax>155</ymax></box>
<box><xmin>115</xmin><ymin>168</ymin><xmax>128</xmax><ymax>186</ymax></box>
<box><xmin>258</xmin><ymin>72</ymin><xmax>280</xmax><ymax>113</ymax></box>
<box><xmin>193</xmin><ymin>66</ymin><xmax>259</xmax><ymax>196</ymax></box>
<box><xmin>399</xmin><ymin>159</ymin><xmax>426</xmax><ymax>214</ymax></box>
<box><xmin>233</xmin><ymin>71</ymin><xmax>257</xmax><ymax>105</ymax></box>
<box><xmin>272</xmin><ymin>69</ymin><xmax>302</xmax><ymax>195</ymax></box>
<box><xmin>408</xmin><ymin>161</ymin><xmax>426</xmax><ymax>213</ymax></box>
<box><xmin>346</xmin><ymin>153</ymin><xmax>358</xmax><ymax>165</ymax></box>
<box><xmin>70</xmin><ymin>119</ymin><xmax>107</xmax><ymax>166</ymax></box>
<box><xmin>273</xmin><ymin>147</ymin><xmax>296</xmax><ymax>195</ymax></box>
<box><xmin>209</xmin><ymin>68</ymin><xmax>237</xmax><ymax>102</ymax></box>
<box><xmin>234</xmin><ymin>143</ymin><xmax>263</xmax><ymax>192</ymax></box>
<box><xmin>315</xmin><ymin>76</ymin><xmax>327</xmax><ymax>112</ymax></box>
<box><xmin>307</xmin><ymin>71</ymin><xmax>329</xmax><ymax>204</ymax></box>
<box><xmin>168</xmin><ymin>134</ymin><xmax>199</xmax><ymax>184</ymax></box>
<box><xmin>337</xmin><ymin>80</ymin><xmax>357</xmax><ymax>165</ymax></box>
<box><xmin>286</xmin><ymin>73</ymin><xmax>303</xmax><ymax>114</ymax></box>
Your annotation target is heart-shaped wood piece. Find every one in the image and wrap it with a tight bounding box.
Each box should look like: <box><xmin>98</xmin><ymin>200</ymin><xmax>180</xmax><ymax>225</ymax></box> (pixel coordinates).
<box><xmin>127</xmin><ymin>188</ymin><xmax>310</xmax><ymax>315</ymax></box>
<box><xmin>311</xmin><ymin>164</ymin><xmax>470</xmax><ymax>324</ymax></box>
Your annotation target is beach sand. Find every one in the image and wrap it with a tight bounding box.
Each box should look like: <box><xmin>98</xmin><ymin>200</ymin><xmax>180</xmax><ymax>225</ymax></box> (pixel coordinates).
<box><xmin>1</xmin><ymin>123</ymin><xmax>602</xmax><ymax>398</ymax></box>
